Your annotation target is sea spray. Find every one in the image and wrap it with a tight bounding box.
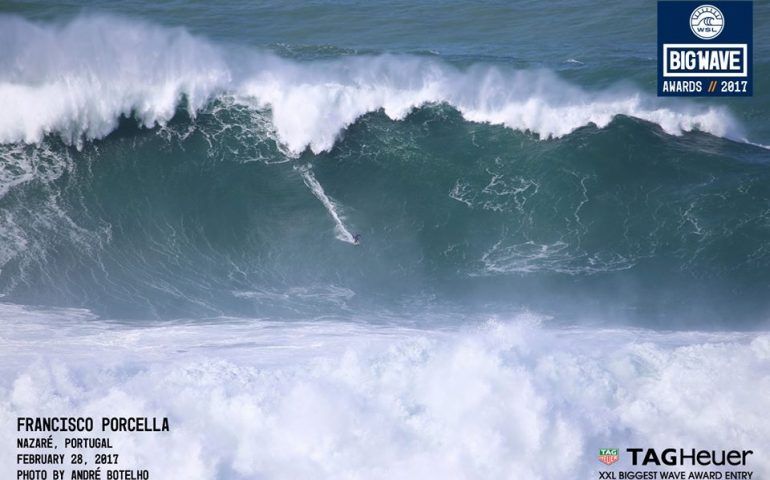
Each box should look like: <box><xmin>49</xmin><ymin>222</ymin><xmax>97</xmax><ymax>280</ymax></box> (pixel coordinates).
<box><xmin>0</xmin><ymin>15</ymin><xmax>746</xmax><ymax>154</ymax></box>
<box><xmin>1</xmin><ymin>314</ymin><xmax>768</xmax><ymax>479</ymax></box>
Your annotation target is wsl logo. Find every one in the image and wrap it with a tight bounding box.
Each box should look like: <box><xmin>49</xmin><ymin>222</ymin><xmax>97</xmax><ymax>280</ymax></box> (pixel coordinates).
<box><xmin>658</xmin><ymin>1</ymin><xmax>752</xmax><ymax>97</ymax></box>
<box><xmin>690</xmin><ymin>5</ymin><xmax>724</xmax><ymax>39</ymax></box>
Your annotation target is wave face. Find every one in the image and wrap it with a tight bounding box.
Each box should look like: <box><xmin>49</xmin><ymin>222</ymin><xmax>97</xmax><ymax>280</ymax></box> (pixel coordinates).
<box><xmin>1</xmin><ymin>15</ymin><xmax>770</xmax><ymax>326</ymax></box>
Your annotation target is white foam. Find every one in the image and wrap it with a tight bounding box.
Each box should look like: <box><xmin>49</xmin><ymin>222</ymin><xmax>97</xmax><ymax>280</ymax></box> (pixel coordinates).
<box><xmin>236</xmin><ymin>59</ymin><xmax>745</xmax><ymax>154</ymax></box>
<box><xmin>0</xmin><ymin>309</ymin><xmax>768</xmax><ymax>480</ymax></box>
<box><xmin>0</xmin><ymin>15</ymin><xmax>230</xmax><ymax>146</ymax></box>
<box><xmin>0</xmin><ymin>15</ymin><xmax>750</xmax><ymax>156</ymax></box>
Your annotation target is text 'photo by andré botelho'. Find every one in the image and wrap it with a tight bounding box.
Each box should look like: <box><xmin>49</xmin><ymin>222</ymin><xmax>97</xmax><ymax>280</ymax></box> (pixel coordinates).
<box><xmin>0</xmin><ymin>1</ymin><xmax>768</xmax><ymax>479</ymax></box>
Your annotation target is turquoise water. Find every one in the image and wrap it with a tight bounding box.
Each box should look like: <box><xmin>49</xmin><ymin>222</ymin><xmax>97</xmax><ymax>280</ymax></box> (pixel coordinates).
<box><xmin>1</xmin><ymin>5</ymin><xmax>769</xmax><ymax>325</ymax></box>
<box><xmin>1</xmin><ymin>4</ymin><xmax>769</xmax><ymax>479</ymax></box>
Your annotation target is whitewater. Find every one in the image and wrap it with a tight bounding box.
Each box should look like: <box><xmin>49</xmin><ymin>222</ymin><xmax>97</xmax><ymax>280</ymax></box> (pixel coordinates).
<box><xmin>2</xmin><ymin>306</ymin><xmax>769</xmax><ymax>480</ymax></box>
<box><xmin>0</xmin><ymin>15</ymin><xmax>747</xmax><ymax>155</ymax></box>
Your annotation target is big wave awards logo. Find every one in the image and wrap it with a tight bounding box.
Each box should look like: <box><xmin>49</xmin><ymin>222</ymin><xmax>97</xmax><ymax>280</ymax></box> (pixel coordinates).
<box><xmin>658</xmin><ymin>1</ymin><xmax>753</xmax><ymax>96</ymax></box>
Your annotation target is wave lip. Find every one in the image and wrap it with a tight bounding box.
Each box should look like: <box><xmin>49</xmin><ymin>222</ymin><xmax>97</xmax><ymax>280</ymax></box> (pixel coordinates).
<box><xmin>0</xmin><ymin>14</ymin><xmax>747</xmax><ymax>154</ymax></box>
<box><xmin>237</xmin><ymin>56</ymin><xmax>745</xmax><ymax>154</ymax></box>
<box><xmin>0</xmin><ymin>15</ymin><xmax>231</xmax><ymax>146</ymax></box>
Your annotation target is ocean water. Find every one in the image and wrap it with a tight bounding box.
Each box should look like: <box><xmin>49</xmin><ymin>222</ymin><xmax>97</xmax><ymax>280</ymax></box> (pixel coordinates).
<box><xmin>1</xmin><ymin>2</ymin><xmax>769</xmax><ymax>479</ymax></box>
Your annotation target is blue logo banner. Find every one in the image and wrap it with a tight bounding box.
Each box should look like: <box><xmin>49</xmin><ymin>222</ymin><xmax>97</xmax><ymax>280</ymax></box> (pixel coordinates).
<box><xmin>658</xmin><ymin>1</ymin><xmax>753</xmax><ymax>96</ymax></box>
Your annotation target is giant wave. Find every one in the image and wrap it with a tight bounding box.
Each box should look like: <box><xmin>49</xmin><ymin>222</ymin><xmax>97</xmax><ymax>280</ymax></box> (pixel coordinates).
<box><xmin>1</xmin><ymin>14</ymin><xmax>770</xmax><ymax>326</ymax></box>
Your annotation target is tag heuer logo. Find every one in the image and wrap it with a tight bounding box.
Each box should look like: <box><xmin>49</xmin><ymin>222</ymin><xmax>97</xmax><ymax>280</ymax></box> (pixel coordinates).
<box><xmin>599</xmin><ymin>448</ymin><xmax>619</xmax><ymax>465</ymax></box>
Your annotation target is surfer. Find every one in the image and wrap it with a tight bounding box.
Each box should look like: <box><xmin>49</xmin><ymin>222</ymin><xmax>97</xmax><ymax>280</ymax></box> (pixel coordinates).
<box><xmin>353</xmin><ymin>233</ymin><xmax>361</xmax><ymax>245</ymax></box>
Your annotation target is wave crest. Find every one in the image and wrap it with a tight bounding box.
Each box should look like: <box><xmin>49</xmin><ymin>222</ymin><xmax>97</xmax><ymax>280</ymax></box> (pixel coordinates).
<box><xmin>0</xmin><ymin>14</ymin><xmax>746</xmax><ymax>154</ymax></box>
<box><xmin>0</xmin><ymin>15</ymin><xmax>230</xmax><ymax>146</ymax></box>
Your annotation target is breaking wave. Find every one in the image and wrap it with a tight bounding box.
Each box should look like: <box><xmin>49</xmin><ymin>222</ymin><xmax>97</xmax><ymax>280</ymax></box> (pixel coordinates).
<box><xmin>1</xmin><ymin>14</ymin><xmax>769</xmax><ymax>326</ymax></box>
<box><xmin>0</xmin><ymin>14</ymin><xmax>747</xmax><ymax>154</ymax></box>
